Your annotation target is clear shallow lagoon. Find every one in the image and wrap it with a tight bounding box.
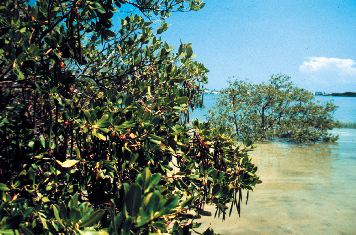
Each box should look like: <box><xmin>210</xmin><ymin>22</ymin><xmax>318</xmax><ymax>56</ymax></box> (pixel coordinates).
<box><xmin>196</xmin><ymin>129</ymin><xmax>356</xmax><ymax>234</ymax></box>
<box><xmin>192</xmin><ymin>95</ymin><xmax>356</xmax><ymax>234</ymax></box>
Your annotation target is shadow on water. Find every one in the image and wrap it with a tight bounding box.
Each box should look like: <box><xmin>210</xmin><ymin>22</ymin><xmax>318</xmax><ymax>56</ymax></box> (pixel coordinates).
<box><xmin>197</xmin><ymin>129</ymin><xmax>356</xmax><ymax>235</ymax></box>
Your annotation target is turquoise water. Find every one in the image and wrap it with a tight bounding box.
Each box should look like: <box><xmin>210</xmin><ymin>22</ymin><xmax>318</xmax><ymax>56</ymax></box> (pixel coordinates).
<box><xmin>197</xmin><ymin>129</ymin><xmax>356</xmax><ymax>234</ymax></box>
<box><xmin>315</xmin><ymin>96</ymin><xmax>356</xmax><ymax>123</ymax></box>
<box><xmin>191</xmin><ymin>94</ymin><xmax>356</xmax><ymax>123</ymax></box>
<box><xmin>192</xmin><ymin>95</ymin><xmax>356</xmax><ymax>234</ymax></box>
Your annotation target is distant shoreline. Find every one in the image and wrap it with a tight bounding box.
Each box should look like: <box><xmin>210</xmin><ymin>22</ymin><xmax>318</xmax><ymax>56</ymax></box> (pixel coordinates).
<box><xmin>322</xmin><ymin>92</ymin><xmax>356</xmax><ymax>97</ymax></box>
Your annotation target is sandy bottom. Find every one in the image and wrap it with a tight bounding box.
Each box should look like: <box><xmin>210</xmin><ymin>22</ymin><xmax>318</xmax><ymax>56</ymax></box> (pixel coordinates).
<box><xmin>195</xmin><ymin>129</ymin><xmax>356</xmax><ymax>234</ymax></box>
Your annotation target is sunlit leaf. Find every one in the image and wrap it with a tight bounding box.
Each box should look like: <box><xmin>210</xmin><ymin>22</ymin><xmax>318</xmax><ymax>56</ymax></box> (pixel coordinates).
<box><xmin>0</xmin><ymin>183</ymin><xmax>9</xmax><ymax>192</ymax></box>
<box><xmin>56</xmin><ymin>160</ymin><xmax>79</xmax><ymax>168</ymax></box>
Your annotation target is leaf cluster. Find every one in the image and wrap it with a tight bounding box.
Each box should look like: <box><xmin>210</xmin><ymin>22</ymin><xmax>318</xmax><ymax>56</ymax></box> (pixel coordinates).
<box><xmin>0</xmin><ymin>0</ymin><xmax>260</xmax><ymax>234</ymax></box>
<box><xmin>207</xmin><ymin>74</ymin><xmax>339</xmax><ymax>143</ymax></box>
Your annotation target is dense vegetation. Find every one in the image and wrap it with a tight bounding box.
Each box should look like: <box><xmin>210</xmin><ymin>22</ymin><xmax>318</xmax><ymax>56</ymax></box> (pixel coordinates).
<box><xmin>335</xmin><ymin>122</ymin><xmax>356</xmax><ymax>129</ymax></box>
<box><xmin>207</xmin><ymin>74</ymin><xmax>339</xmax><ymax>143</ymax></box>
<box><xmin>0</xmin><ymin>0</ymin><xmax>261</xmax><ymax>234</ymax></box>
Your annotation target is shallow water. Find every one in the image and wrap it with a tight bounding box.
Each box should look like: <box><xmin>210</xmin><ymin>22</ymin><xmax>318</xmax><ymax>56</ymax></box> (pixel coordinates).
<box><xmin>197</xmin><ymin>129</ymin><xmax>356</xmax><ymax>234</ymax></box>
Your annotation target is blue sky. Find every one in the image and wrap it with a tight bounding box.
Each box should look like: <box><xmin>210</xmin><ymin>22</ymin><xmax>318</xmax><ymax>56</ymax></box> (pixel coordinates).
<box><xmin>155</xmin><ymin>0</ymin><xmax>356</xmax><ymax>93</ymax></box>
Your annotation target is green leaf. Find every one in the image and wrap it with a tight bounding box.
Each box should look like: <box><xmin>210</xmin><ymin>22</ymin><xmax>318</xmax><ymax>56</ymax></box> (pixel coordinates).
<box><xmin>52</xmin><ymin>205</ymin><xmax>65</xmax><ymax>228</ymax></box>
<box><xmin>59</xmin><ymin>202</ymin><xmax>68</xmax><ymax>225</ymax></box>
<box><xmin>69</xmin><ymin>207</ymin><xmax>81</xmax><ymax>225</ymax></box>
<box><xmin>5</xmin><ymin>215</ymin><xmax>23</xmax><ymax>229</ymax></box>
<box><xmin>95</xmin><ymin>115</ymin><xmax>110</xmax><ymax>128</ymax></box>
<box><xmin>46</xmin><ymin>221</ymin><xmax>59</xmax><ymax>235</ymax></box>
<box><xmin>0</xmin><ymin>202</ymin><xmax>9</xmax><ymax>218</ymax></box>
<box><xmin>55</xmin><ymin>97</ymin><xmax>64</xmax><ymax>106</ymax></box>
<box><xmin>0</xmin><ymin>183</ymin><xmax>9</xmax><ymax>192</ymax></box>
<box><xmin>129</xmin><ymin>153</ymin><xmax>139</xmax><ymax>164</ymax></box>
<box><xmin>140</xmin><ymin>167</ymin><xmax>151</xmax><ymax>190</ymax></box>
<box><xmin>11</xmin><ymin>198</ymin><xmax>27</xmax><ymax>204</ymax></box>
<box><xmin>149</xmin><ymin>191</ymin><xmax>161</xmax><ymax>211</ymax></box>
<box><xmin>157</xmin><ymin>22</ymin><xmax>169</xmax><ymax>34</ymax></box>
<box><xmin>17</xmin><ymin>52</ymin><xmax>26</xmax><ymax>65</ymax></box>
<box><xmin>41</xmin><ymin>197</ymin><xmax>50</xmax><ymax>203</ymax></box>
<box><xmin>151</xmin><ymin>221</ymin><xmax>167</xmax><ymax>232</ymax></box>
<box><xmin>125</xmin><ymin>183</ymin><xmax>142</xmax><ymax>218</ymax></box>
<box><xmin>180</xmin><ymin>195</ymin><xmax>197</xmax><ymax>209</ymax></box>
<box><xmin>121</xmin><ymin>217</ymin><xmax>132</xmax><ymax>234</ymax></box>
<box><xmin>95</xmin><ymin>3</ymin><xmax>106</xmax><ymax>14</ymax></box>
<box><xmin>196</xmin><ymin>208</ymin><xmax>211</xmax><ymax>216</ymax></box>
<box><xmin>145</xmin><ymin>173</ymin><xmax>161</xmax><ymax>193</ymax></box>
<box><xmin>133</xmin><ymin>54</ymin><xmax>141</xmax><ymax>66</ymax></box>
<box><xmin>69</xmin><ymin>193</ymin><xmax>79</xmax><ymax>210</ymax></box>
<box><xmin>40</xmin><ymin>136</ymin><xmax>46</xmax><ymax>148</ymax></box>
<box><xmin>14</xmin><ymin>67</ymin><xmax>25</xmax><ymax>80</ymax></box>
<box><xmin>212</xmin><ymin>184</ymin><xmax>222</xmax><ymax>197</ymax></box>
<box><xmin>149</xmin><ymin>134</ymin><xmax>164</xmax><ymax>142</ymax></box>
<box><xmin>79</xmin><ymin>202</ymin><xmax>90</xmax><ymax>217</ymax></box>
<box><xmin>28</xmin><ymin>141</ymin><xmax>34</xmax><ymax>148</ymax></box>
<box><xmin>175</xmin><ymin>97</ymin><xmax>189</xmax><ymax>104</ymax></box>
<box><xmin>159</xmin><ymin>196</ymin><xmax>178</xmax><ymax>216</ymax></box>
<box><xmin>113</xmin><ymin>212</ymin><xmax>124</xmax><ymax>234</ymax></box>
<box><xmin>171</xmin><ymin>221</ymin><xmax>183</xmax><ymax>234</ymax></box>
<box><xmin>108</xmin><ymin>201</ymin><xmax>118</xmax><ymax>235</ymax></box>
<box><xmin>93</xmin><ymin>131</ymin><xmax>107</xmax><ymax>140</ymax></box>
<box><xmin>194</xmin><ymin>2</ymin><xmax>205</xmax><ymax>11</ymax></box>
<box><xmin>29</xmin><ymin>44</ymin><xmax>39</xmax><ymax>56</ymax></box>
<box><xmin>186</xmin><ymin>46</ymin><xmax>193</xmax><ymax>58</ymax></box>
<box><xmin>80</xmin><ymin>209</ymin><xmax>105</xmax><ymax>228</ymax></box>
<box><xmin>105</xmin><ymin>30</ymin><xmax>116</xmax><ymax>37</ymax></box>
<box><xmin>148</xmin><ymin>138</ymin><xmax>161</xmax><ymax>145</ymax></box>
<box><xmin>19</xmin><ymin>224</ymin><xmax>34</xmax><ymax>235</ymax></box>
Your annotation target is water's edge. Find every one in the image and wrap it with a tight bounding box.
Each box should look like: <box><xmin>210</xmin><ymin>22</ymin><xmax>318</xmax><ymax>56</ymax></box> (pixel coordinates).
<box><xmin>195</xmin><ymin>129</ymin><xmax>356</xmax><ymax>234</ymax></box>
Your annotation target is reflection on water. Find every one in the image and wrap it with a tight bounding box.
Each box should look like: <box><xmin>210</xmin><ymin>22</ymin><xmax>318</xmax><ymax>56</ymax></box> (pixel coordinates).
<box><xmin>197</xmin><ymin>129</ymin><xmax>356</xmax><ymax>234</ymax></box>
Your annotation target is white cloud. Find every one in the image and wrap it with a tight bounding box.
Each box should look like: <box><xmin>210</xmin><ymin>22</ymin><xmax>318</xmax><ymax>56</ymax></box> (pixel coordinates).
<box><xmin>299</xmin><ymin>57</ymin><xmax>356</xmax><ymax>74</ymax></box>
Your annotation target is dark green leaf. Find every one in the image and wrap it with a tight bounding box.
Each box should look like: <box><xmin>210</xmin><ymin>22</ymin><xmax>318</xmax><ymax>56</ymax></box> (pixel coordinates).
<box><xmin>186</xmin><ymin>46</ymin><xmax>193</xmax><ymax>58</ymax></box>
<box><xmin>80</xmin><ymin>209</ymin><xmax>105</xmax><ymax>228</ymax></box>
<box><xmin>19</xmin><ymin>224</ymin><xmax>34</xmax><ymax>235</ymax></box>
<box><xmin>159</xmin><ymin>196</ymin><xmax>178</xmax><ymax>216</ymax></box>
<box><xmin>125</xmin><ymin>183</ymin><xmax>142</xmax><ymax>218</ymax></box>
<box><xmin>69</xmin><ymin>207</ymin><xmax>81</xmax><ymax>225</ymax></box>
<box><xmin>59</xmin><ymin>202</ymin><xmax>68</xmax><ymax>225</ymax></box>
<box><xmin>46</xmin><ymin>221</ymin><xmax>59</xmax><ymax>235</ymax></box>
<box><xmin>121</xmin><ymin>217</ymin><xmax>132</xmax><ymax>234</ymax></box>
<box><xmin>5</xmin><ymin>215</ymin><xmax>23</xmax><ymax>229</ymax></box>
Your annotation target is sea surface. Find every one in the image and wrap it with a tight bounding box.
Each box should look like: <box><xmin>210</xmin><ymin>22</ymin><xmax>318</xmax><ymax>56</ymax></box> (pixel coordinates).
<box><xmin>191</xmin><ymin>94</ymin><xmax>356</xmax><ymax>123</ymax></box>
<box><xmin>191</xmin><ymin>94</ymin><xmax>356</xmax><ymax>234</ymax></box>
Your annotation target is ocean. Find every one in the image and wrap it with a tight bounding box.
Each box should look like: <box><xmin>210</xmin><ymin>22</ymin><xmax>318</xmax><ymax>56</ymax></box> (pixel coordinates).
<box><xmin>190</xmin><ymin>93</ymin><xmax>356</xmax><ymax>123</ymax></box>
<box><xmin>192</xmin><ymin>94</ymin><xmax>356</xmax><ymax>234</ymax></box>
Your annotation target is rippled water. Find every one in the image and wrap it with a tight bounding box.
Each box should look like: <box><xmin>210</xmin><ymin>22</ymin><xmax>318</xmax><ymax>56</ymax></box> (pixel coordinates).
<box><xmin>197</xmin><ymin>129</ymin><xmax>356</xmax><ymax>234</ymax></box>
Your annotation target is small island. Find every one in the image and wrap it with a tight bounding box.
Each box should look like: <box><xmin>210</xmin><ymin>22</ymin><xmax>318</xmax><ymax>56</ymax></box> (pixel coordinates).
<box><xmin>324</xmin><ymin>92</ymin><xmax>356</xmax><ymax>97</ymax></box>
